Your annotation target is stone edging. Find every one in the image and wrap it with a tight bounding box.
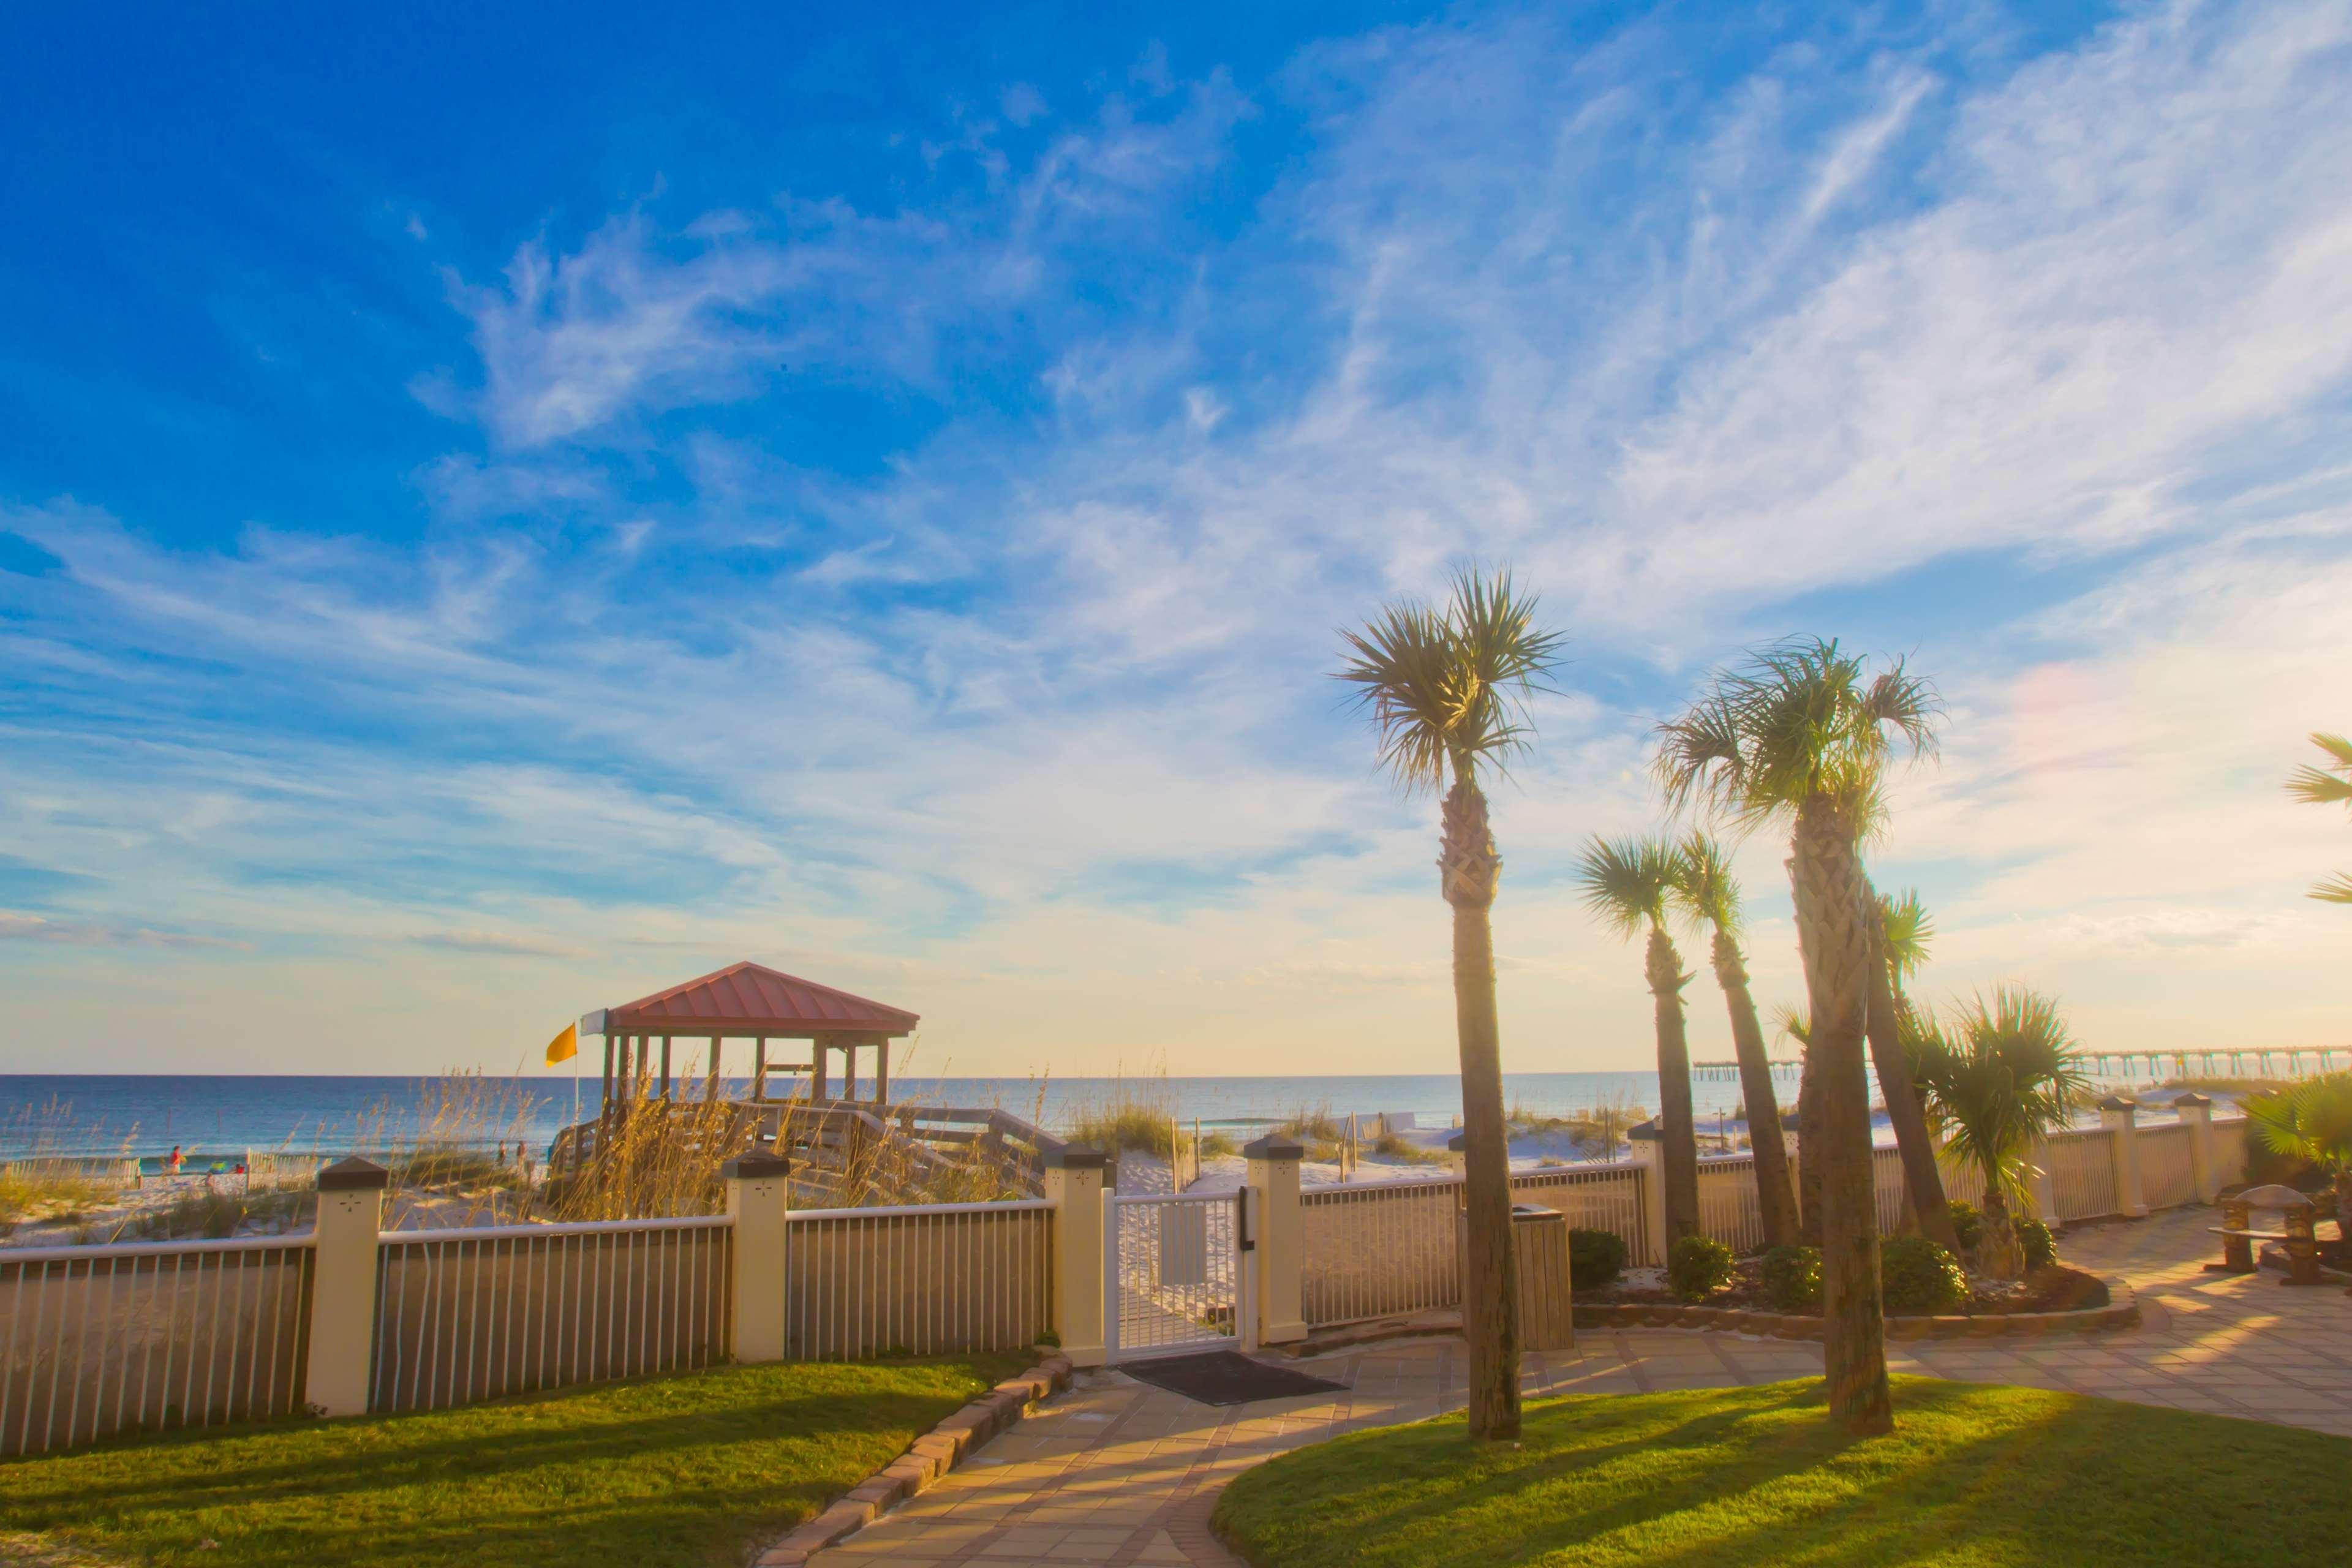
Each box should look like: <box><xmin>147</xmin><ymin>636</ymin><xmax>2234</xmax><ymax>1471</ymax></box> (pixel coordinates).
<box><xmin>1570</xmin><ymin>1274</ymin><xmax>2139</xmax><ymax>1340</ymax></box>
<box><xmin>752</xmin><ymin>1351</ymin><xmax>1076</xmax><ymax>1567</ymax></box>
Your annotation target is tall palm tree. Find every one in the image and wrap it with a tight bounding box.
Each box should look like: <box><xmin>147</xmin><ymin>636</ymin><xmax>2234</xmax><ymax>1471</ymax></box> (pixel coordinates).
<box><xmin>1656</xmin><ymin>637</ymin><xmax>1939</xmax><ymax>1436</ymax></box>
<box><xmin>1669</xmin><ymin>835</ymin><xmax>1799</xmax><ymax>1247</ymax></box>
<box><xmin>1865</xmin><ymin>886</ymin><xmax>1961</xmax><ymax>1256</ymax></box>
<box><xmin>1910</xmin><ymin>987</ymin><xmax>2087</xmax><ymax>1280</ymax></box>
<box><xmin>2286</xmin><ymin>733</ymin><xmax>2352</xmax><ymax>903</ymax></box>
<box><xmin>1776</xmin><ymin>1005</ymin><xmax>1823</xmax><ymax>1245</ymax></box>
<box><xmin>1336</xmin><ymin>566</ymin><xmax>1565</xmax><ymax>1442</ymax></box>
<box><xmin>1575</xmin><ymin>835</ymin><xmax>1701</xmax><ymax>1244</ymax></box>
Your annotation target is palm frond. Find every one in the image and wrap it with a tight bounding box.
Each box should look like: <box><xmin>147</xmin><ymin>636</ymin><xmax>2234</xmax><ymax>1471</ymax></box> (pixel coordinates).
<box><xmin>1333</xmin><ymin>567</ymin><xmax>1566</xmax><ymax>796</ymax></box>
<box><xmin>1878</xmin><ymin>888</ymin><xmax>1935</xmax><ymax>980</ymax></box>
<box><xmin>1653</xmin><ymin>636</ymin><xmax>1944</xmax><ymax>834</ymax></box>
<box><xmin>2310</xmin><ymin>871</ymin><xmax>2352</xmax><ymax>904</ymax></box>
<box><xmin>1572</xmin><ymin>834</ymin><xmax>1677</xmax><ymax>940</ymax></box>
<box><xmin>1773</xmin><ymin>1005</ymin><xmax>1812</xmax><ymax>1048</ymax></box>
<box><xmin>2244</xmin><ymin>1072</ymin><xmax>2352</xmax><ymax>1171</ymax></box>
<box><xmin>1910</xmin><ymin>985</ymin><xmax>2085</xmax><ymax>1204</ymax></box>
<box><xmin>1665</xmin><ymin>832</ymin><xmax>1743</xmax><ymax>936</ymax></box>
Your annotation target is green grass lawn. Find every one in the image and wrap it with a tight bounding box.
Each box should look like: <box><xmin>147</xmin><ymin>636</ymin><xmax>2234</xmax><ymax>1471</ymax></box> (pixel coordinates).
<box><xmin>1214</xmin><ymin>1378</ymin><xmax>2348</xmax><ymax>1568</ymax></box>
<box><xmin>0</xmin><ymin>1353</ymin><xmax>1030</xmax><ymax>1568</ymax></box>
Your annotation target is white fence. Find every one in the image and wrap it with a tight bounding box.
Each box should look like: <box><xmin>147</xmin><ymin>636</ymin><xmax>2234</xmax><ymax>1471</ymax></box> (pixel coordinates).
<box><xmin>786</xmin><ymin>1200</ymin><xmax>1052</xmax><ymax>1360</ymax></box>
<box><xmin>371</xmin><ymin>1217</ymin><xmax>731</xmax><ymax>1414</ymax></box>
<box><xmin>1</xmin><ymin>1237</ymin><xmax>314</xmax><ymax>1457</ymax></box>
<box><xmin>2138</xmin><ymin>1125</ymin><xmax>2198</xmax><ymax>1212</ymax></box>
<box><xmin>1300</xmin><ymin>1177</ymin><xmax>1462</xmax><ymax>1327</ymax></box>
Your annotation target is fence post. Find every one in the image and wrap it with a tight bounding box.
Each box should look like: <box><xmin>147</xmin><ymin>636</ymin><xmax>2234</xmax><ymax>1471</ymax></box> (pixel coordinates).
<box><xmin>2100</xmin><ymin>1096</ymin><xmax>2148</xmax><ymax>1218</ymax></box>
<box><xmin>2173</xmin><ymin>1093</ymin><xmax>2218</xmax><ymax>1203</ymax></box>
<box><xmin>306</xmin><ymin>1156</ymin><xmax>388</xmax><ymax>1418</ymax></box>
<box><xmin>1043</xmin><ymin>1144</ymin><xmax>1110</xmax><ymax>1368</ymax></box>
<box><xmin>1244</xmin><ymin>1134</ymin><xmax>1307</xmax><ymax>1348</ymax></box>
<box><xmin>1627</xmin><ymin>1122</ymin><xmax>1668</xmax><ymax>1267</ymax></box>
<box><xmin>724</xmin><ymin>1150</ymin><xmax>792</xmax><ymax>1363</ymax></box>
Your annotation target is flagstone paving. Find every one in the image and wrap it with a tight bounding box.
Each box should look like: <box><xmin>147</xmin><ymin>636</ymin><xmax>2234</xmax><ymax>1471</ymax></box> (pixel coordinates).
<box><xmin>809</xmin><ymin>1205</ymin><xmax>2350</xmax><ymax>1567</ymax></box>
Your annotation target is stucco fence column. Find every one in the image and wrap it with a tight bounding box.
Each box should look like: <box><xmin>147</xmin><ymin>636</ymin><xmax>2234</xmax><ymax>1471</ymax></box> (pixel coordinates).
<box><xmin>2174</xmin><ymin>1092</ymin><xmax>2219</xmax><ymax>1203</ymax></box>
<box><xmin>724</xmin><ymin>1150</ymin><xmax>792</xmax><ymax>1363</ymax></box>
<box><xmin>1043</xmin><ymin>1144</ymin><xmax>1110</xmax><ymax>1368</ymax></box>
<box><xmin>1245</xmin><ymin>1134</ymin><xmax>1306</xmax><ymax>1348</ymax></box>
<box><xmin>306</xmin><ymin>1155</ymin><xmax>388</xmax><ymax>1418</ymax></box>
<box><xmin>2101</xmin><ymin>1095</ymin><xmax>2149</xmax><ymax>1219</ymax></box>
<box><xmin>1627</xmin><ymin>1121</ymin><xmax>1670</xmax><ymax>1267</ymax></box>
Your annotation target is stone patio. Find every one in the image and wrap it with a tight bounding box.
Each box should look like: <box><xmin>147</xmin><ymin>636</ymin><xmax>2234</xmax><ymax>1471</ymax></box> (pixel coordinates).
<box><xmin>810</xmin><ymin>1205</ymin><xmax>2351</xmax><ymax>1567</ymax></box>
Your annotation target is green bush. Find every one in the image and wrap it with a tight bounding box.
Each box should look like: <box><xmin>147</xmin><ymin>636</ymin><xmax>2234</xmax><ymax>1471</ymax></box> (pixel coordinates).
<box><xmin>2018</xmin><ymin>1215</ymin><xmax>2057</xmax><ymax>1272</ymax></box>
<box><xmin>1881</xmin><ymin>1235</ymin><xmax>1968</xmax><ymax>1313</ymax></box>
<box><xmin>1667</xmin><ymin>1235</ymin><xmax>1735</xmax><ymax>1302</ymax></box>
<box><xmin>1567</xmin><ymin>1227</ymin><xmax>1627</xmax><ymax>1287</ymax></box>
<box><xmin>1946</xmin><ymin>1200</ymin><xmax>1982</xmax><ymax>1253</ymax></box>
<box><xmin>1760</xmin><ymin>1244</ymin><xmax>1822</xmax><ymax>1311</ymax></box>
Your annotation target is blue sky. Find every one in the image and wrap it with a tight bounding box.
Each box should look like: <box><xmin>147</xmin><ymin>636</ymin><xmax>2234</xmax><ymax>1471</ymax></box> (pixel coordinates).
<box><xmin>4</xmin><ymin>0</ymin><xmax>2349</xmax><ymax>1078</ymax></box>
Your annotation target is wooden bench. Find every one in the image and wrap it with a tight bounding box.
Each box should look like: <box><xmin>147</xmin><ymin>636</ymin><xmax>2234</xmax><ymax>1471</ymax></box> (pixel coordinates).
<box><xmin>2206</xmin><ymin>1185</ymin><xmax>2323</xmax><ymax>1286</ymax></box>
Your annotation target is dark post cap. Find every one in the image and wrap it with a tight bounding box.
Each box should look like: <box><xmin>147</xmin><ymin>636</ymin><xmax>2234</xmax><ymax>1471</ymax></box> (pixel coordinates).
<box><xmin>2173</xmin><ymin>1091</ymin><xmax>2213</xmax><ymax>1108</ymax></box>
<box><xmin>1626</xmin><ymin>1120</ymin><xmax>1664</xmax><ymax>1142</ymax></box>
<box><xmin>722</xmin><ymin>1150</ymin><xmax>791</xmax><ymax>1179</ymax></box>
<box><xmin>317</xmin><ymin>1156</ymin><xmax>390</xmax><ymax>1192</ymax></box>
<box><xmin>1446</xmin><ymin>1131</ymin><xmax>1466</xmax><ymax>1152</ymax></box>
<box><xmin>2097</xmin><ymin>1094</ymin><xmax>2139</xmax><ymax>1112</ymax></box>
<box><xmin>1044</xmin><ymin>1144</ymin><xmax>1109</xmax><ymax>1170</ymax></box>
<box><xmin>1242</xmin><ymin>1134</ymin><xmax>1305</xmax><ymax>1161</ymax></box>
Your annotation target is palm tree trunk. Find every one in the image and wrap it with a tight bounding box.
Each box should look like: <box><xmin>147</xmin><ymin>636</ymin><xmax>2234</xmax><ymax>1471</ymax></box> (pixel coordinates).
<box><xmin>1441</xmin><ymin>777</ymin><xmax>1521</xmax><ymax>1441</ymax></box>
<box><xmin>1788</xmin><ymin>797</ymin><xmax>1891</xmax><ymax>1435</ymax></box>
<box><xmin>1976</xmin><ymin>1186</ymin><xmax>2026</xmax><ymax>1281</ymax></box>
<box><xmin>1797</xmin><ymin>1047</ymin><xmax>1823</xmax><ymax>1246</ymax></box>
<box><xmin>1713</xmin><ymin>930</ymin><xmax>1799</xmax><ymax>1248</ymax></box>
<box><xmin>1864</xmin><ymin>921</ymin><xmax>1961</xmax><ymax>1257</ymax></box>
<box><xmin>1646</xmin><ymin>927</ymin><xmax>1702</xmax><ymax>1243</ymax></box>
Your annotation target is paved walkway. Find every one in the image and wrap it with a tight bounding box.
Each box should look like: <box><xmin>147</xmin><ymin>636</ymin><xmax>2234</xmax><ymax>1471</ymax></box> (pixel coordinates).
<box><xmin>814</xmin><ymin>1207</ymin><xmax>2350</xmax><ymax>1567</ymax></box>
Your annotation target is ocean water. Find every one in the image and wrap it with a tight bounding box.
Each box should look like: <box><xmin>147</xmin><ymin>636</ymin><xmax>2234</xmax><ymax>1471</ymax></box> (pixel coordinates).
<box><xmin>0</xmin><ymin>1071</ymin><xmax>1785</xmax><ymax>1161</ymax></box>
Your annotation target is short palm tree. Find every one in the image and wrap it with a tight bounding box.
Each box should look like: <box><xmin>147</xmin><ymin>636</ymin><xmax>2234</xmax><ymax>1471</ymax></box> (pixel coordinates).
<box><xmin>2286</xmin><ymin>733</ymin><xmax>2352</xmax><ymax>903</ymax></box>
<box><xmin>1866</xmin><ymin>886</ymin><xmax>1961</xmax><ymax>1256</ymax></box>
<box><xmin>1337</xmin><ymin>566</ymin><xmax>1564</xmax><ymax>1443</ymax></box>
<box><xmin>1575</xmin><ymin>835</ymin><xmax>1702</xmax><ymax>1244</ymax></box>
<box><xmin>1668</xmin><ymin>835</ymin><xmax>1799</xmax><ymax>1246</ymax></box>
<box><xmin>1910</xmin><ymin>987</ymin><xmax>2087</xmax><ymax>1280</ymax></box>
<box><xmin>2245</xmin><ymin>1072</ymin><xmax>2352</xmax><ymax>1235</ymax></box>
<box><xmin>1656</xmin><ymin>636</ymin><xmax>1939</xmax><ymax>1436</ymax></box>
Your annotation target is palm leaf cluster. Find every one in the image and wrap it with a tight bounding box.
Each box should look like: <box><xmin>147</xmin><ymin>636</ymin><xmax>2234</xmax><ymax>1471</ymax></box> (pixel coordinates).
<box><xmin>2285</xmin><ymin>732</ymin><xmax>2352</xmax><ymax>903</ymax></box>
<box><xmin>1909</xmin><ymin>987</ymin><xmax>2086</xmax><ymax>1208</ymax></box>
<box><xmin>2244</xmin><ymin>1071</ymin><xmax>2352</xmax><ymax>1177</ymax></box>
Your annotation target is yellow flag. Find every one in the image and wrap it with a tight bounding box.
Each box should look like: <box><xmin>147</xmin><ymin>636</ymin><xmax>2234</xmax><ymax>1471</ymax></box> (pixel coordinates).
<box><xmin>545</xmin><ymin>1022</ymin><xmax>579</xmax><ymax>1066</ymax></box>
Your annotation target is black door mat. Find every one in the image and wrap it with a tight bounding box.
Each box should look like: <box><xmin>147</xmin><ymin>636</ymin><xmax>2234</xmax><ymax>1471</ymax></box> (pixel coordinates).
<box><xmin>1118</xmin><ymin>1350</ymin><xmax>1348</xmax><ymax>1406</ymax></box>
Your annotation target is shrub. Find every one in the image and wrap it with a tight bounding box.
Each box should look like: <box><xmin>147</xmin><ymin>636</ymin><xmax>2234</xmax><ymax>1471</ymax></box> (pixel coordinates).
<box><xmin>1760</xmin><ymin>1244</ymin><xmax>1822</xmax><ymax>1311</ymax></box>
<box><xmin>2018</xmin><ymin>1215</ymin><xmax>2057</xmax><ymax>1273</ymax></box>
<box><xmin>1667</xmin><ymin>1235</ymin><xmax>1735</xmax><ymax>1302</ymax></box>
<box><xmin>1568</xmin><ymin>1227</ymin><xmax>1627</xmax><ymax>1287</ymax></box>
<box><xmin>1945</xmin><ymin>1200</ymin><xmax>1982</xmax><ymax>1254</ymax></box>
<box><xmin>1881</xmin><ymin>1235</ymin><xmax>1968</xmax><ymax>1313</ymax></box>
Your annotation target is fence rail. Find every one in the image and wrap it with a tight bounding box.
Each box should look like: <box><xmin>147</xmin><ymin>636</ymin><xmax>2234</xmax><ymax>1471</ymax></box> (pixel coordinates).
<box><xmin>786</xmin><ymin>1199</ymin><xmax>1052</xmax><ymax>1360</ymax></box>
<box><xmin>370</xmin><ymin>1216</ymin><xmax>730</xmax><ymax>1414</ymax></box>
<box><xmin>1</xmin><ymin>1236</ymin><xmax>313</xmax><ymax>1456</ymax></box>
<box><xmin>1510</xmin><ymin>1163</ymin><xmax>1649</xmax><ymax>1263</ymax></box>
<box><xmin>1299</xmin><ymin>1177</ymin><xmax>1463</xmax><ymax>1327</ymax></box>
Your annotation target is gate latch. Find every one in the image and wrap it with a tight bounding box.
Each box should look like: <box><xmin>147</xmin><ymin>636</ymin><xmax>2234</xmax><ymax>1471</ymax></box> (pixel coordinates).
<box><xmin>1237</xmin><ymin>1188</ymin><xmax>1255</xmax><ymax>1253</ymax></box>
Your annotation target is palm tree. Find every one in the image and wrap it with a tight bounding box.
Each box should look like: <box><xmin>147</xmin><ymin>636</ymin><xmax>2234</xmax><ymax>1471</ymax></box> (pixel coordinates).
<box><xmin>2245</xmin><ymin>1072</ymin><xmax>2352</xmax><ymax>1234</ymax></box>
<box><xmin>1669</xmin><ymin>835</ymin><xmax>1799</xmax><ymax>1246</ymax></box>
<box><xmin>1776</xmin><ymin>1005</ymin><xmax>1823</xmax><ymax>1245</ymax></box>
<box><xmin>2286</xmin><ymin>733</ymin><xmax>2352</xmax><ymax>903</ymax></box>
<box><xmin>1910</xmin><ymin>987</ymin><xmax>2087</xmax><ymax>1280</ymax></box>
<box><xmin>1575</xmin><ymin>835</ymin><xmax>1702</xmax><ymax>1245</ymax></box>
<box><xmin>1656</xmin><ymin>636</ymin><xmax>1939</xmax><ymax>1436</ymax></box>
<box><xmin>1866</xmin><ymin>887</ymin><xmax>1961</xmax><ymax>1256</ymax></box>
<box><xmin>1336</xmin><ymin>566</ymin><xmax>1565</xmax><ymax>1442</ymax></box>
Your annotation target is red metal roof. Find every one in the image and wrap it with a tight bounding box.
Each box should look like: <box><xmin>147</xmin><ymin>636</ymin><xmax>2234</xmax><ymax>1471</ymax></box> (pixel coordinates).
<box><xmin>606</xmin><ymin>961</ymin><xmax>919</xmax><ymax>1036</ymax></box>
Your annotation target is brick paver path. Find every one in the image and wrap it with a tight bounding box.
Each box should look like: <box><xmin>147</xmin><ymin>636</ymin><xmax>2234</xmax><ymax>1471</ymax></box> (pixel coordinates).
<box><xmin>812</xmin><ymin>1206</ymin><xmax>2350</xmax><ymax>1567</ymax></box>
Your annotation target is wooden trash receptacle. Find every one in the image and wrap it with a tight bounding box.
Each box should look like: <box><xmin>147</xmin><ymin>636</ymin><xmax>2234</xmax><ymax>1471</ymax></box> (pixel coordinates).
<box><xmin>1512</xmin><ymin>1204</ymin><xmax>1574</xmax><ymax>1351</ymax></box>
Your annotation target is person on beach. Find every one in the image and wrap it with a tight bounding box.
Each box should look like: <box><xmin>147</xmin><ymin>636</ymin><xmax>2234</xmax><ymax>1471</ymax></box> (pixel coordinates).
<box><xmin>167</xmin><ymin>1144</ymin><xmax>184</xmax><ymax>1180</ymax></box>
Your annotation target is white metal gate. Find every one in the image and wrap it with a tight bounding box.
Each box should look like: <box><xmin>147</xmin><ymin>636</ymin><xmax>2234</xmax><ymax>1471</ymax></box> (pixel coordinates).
<box><xmin>1106</xmin><ymin>1189</ymin><xmax>1251</xmax><ymax>1362</ymax></box>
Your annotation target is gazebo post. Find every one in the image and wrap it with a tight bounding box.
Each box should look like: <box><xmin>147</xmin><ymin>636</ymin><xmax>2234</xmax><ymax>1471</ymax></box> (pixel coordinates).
<box><xmin>706</xmin><ymin>1035</ymin><xmax>723</xmax><ymax>1101</ymax></box>
<box><xmin>753</xmin><ymin>1038</ymin><xmax>768</xmax><ymax>1102</ymax></box>
<box><xmin>660</xmin><ymin>1036</ymin><xmax>674</xmax><ymax>1100</ymax></box>
<box><xmin>600</xmin><ymin>1032</ymin><xmax>616</xmax><ymax>1118</ymax></box>
<box><xmin>812</xmin><ymin>1033</ymin><xmax>829</xmax><ymax>1103</ymax></box>
<box><xmin>875</xmin><ymin>1033</ymin><xmax>889</xmax><ymax>1105</ymax></box>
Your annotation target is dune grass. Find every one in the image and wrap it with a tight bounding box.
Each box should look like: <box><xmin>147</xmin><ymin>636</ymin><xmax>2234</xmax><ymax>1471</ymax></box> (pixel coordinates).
<box><xmin>0</xmin><ymin>1354</ymin><xmax>1029</xmax><ymax>1568</ymax></box>
<box><xmin>1214</xmin><ymin>1378</ymin><xmax>2346</xmax><ymax>1568</ymax></box>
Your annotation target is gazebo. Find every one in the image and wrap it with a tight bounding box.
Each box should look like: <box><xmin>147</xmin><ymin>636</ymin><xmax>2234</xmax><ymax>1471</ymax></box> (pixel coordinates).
<box><xmin>581</xmin><ymin>960</ymin><xmax>919</xmax><ymax>1112</ymax></box>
